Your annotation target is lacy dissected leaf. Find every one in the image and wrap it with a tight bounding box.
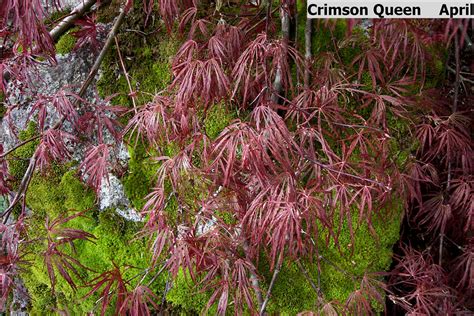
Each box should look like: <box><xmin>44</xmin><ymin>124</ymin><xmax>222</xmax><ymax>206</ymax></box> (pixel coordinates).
<box><xmin>29</xmin><ymin>89</ymin><xmax>80</xmax><ymax>130</ymax></box>
<box><xmin>84</xmin><ymin>264</ymin><xmax>129</xmax><ymax>316</ymax></box>
<box><xmin>43</xmin><ymin>211</ymin><xmax>96</xmax><ymax>293</ymax></box>
<box><xmin>35</xmin><ymin>129</ymin><xmax>77</xmax><ymax>171</ymax></box>
<box><xmin>119</xmin><ymin>285</ymin><xmax>160</xmax><ymax>316</ymax></box>
<box><xmin>79</xmin><ymin>143</ymin><xmax>110</xmax><ymax>192</ymax></box>
<box><xmin>78</xmin><ymin>95</ymin><xmax>126</xmax><ymax>143</ymax></box>
<box><xmin>73</xmin><ymin>14</ymin><xmax>103</xmax><ymax>52</ymax></box>
<box><xmin>171</xmin><ymin>58</ymin><xmax>229</xmax><ymax>109</ymax></box>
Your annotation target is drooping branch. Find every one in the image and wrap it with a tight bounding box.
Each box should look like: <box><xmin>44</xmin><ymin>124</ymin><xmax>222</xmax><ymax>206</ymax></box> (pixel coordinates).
<box><xmin>0</xmin><ymin>135</ymin><xmax>42</xmax><ymax>159</ymax></box>
<box><xmin>296</xmin><ymin>260</ymin><xmax>320</xmax><ymax>296</ymax></box>
<box><xmin>441</xmin><ymin>32</ymin><xmax>461</xmax><ymax>266</ymax></box>
<box><xmin>243</xmin><ymin>241</ymin><xmax>264</xmax><ymax>310</ymax></box>
<box><xmin>114</xmin><ymin>36</ymin><xmax>137</xmax><ymax>113</ymax></box>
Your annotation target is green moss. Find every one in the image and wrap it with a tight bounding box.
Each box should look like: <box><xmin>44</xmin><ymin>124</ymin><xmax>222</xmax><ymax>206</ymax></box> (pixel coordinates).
<box><xmin>215</xmin><ymin>210</ymin><xmax>237</xmax><ymax>225</ymax></box>
<box><xmin>0</xmin><ymin>92</ymin><xmax>5</xmax><ymax>119</ymax></box>
<box><xmin>166</xmin><ymin>270</ymin><xmax>210</xmax><ymax>314</ymax></box>
<box><xmin>96</xmin><ymin>24</ymin><xmax>179</xmax><ymax>106</ymax></box>
<box><xmin>160</xmin><ymin>203</ymin><xmax>402</xmax><ymax>315</ymax></box>
<box><xmin>263</xmin><ymin>261</ymin><xmax>318</xmax><ymax>315</ymax></box>
<box><xmin>18</xmin><ymin>143</ymin><xmax>167</xmax><ymax>313</ymax></box>
<box><xmin>122</xmin><ymin>143</ymin><xmax>160</xmax><ymax>210</ymax></box>
<box><xmin>254</xmin><ymin>203</ymin><xmax>402</xmax><ymax>315</ymax></box>
<box><xmin>60</xmin><ymin>170</ymin><xmax>96</xmax><ymax>211</ymax></box>
<box><xmin>204</xmin><ymin>103</ymin><xmax>237</xmax><ymax>139</ymax></box>
<box><xmin>24</xmin><ymin>163</ymin><xmax>94</xmax><ymax>218</ymax></box>
<box><xmin>8</xmin><ymin>122</ymin><xmax>39</xmax><ymax>188</ymax></box>
<box><xmin>318</xmin><ymin>204</ymin><xmax>401</xmax><ymax>309</ymax></box>
<box><xmin>55</xmin><ymin>28</ymin><xmax>78</xmax><ymax>55</ymax></box>
<box><xmin>45</xmin><ymin>8</ymin><xmax>70</xmax><ymax>26</ymax></box>
<box><xmin>22</xmin><ymin>207</ymin><xmax>165</xmax><ymax>315</ymax></box>
<box><xmin>97</xmin><ymin>0</ymin><xmax>125</xmax><ymax>23</ymax></box>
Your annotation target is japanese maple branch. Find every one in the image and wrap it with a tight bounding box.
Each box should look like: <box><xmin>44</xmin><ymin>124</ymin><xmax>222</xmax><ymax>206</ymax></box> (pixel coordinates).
<box><xmin>0</xmin><ymin>135</ymin><xmax>41</xmax><ymax>159</ymax></box>
<box><xmin>265</xmin><ymin>0</ymin><xmax>272</xmax><ymax>36</ymax></box>
<box><xmin>245</xmin><ymin>6</ymin><xmax>279</xmax><ymax>36</ymax></box>
<box><xmin>77</xmin><ymin>5</ymin><xmax>128</xmax><ymax>99</ymax></box>
<box><xmin>296</xmin><ymin>260</ymin><xmax>320</xmax><ymax>297</ymax></box>
<box><xmin>50</xmin><ymin>0</ymin><xmax>98</xmax><ymax>42</ymax></box>
<box><xmin>259</xmin><ymin>254</ymin><xmax>283</xmax><ymax>315</ymax></box>
<box><xmin>243</xmin><ymin>241</ymin><xmax>264</xmax><ymax>310</ymax></box>
<box><xmin>304</xmin><ymin>155</ymin><xmax>390</xmax><ymax>190</ymax></box>
<box><xmin>270</xmin><ymin>2</ymin><xmax>291</xmax><ymax>104</ymax></box>
<box><xmin>441</xmin><ymin>33</ymin><xmax>461</xmax><ymax>266</ymax></box>
<box><xmin>1</xmin><ymin>155</ymin><xmax>36</xmax><ymax>223</ymax></box>
<box><xmin>446</xmin><ymin>65</ymin><xmax>474</xmax><ymax>85</ymax></box>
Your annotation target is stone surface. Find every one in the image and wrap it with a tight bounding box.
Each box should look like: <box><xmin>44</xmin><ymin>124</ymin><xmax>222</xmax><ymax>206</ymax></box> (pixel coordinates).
<box><xmin>99</xmin><ymin>174</ymin><xmax>142</xmax><ymax>222</ymax></box>
<box><xmin>42</xmin><ymin>0</ymin><xmax>88</xmax><ymax>13</ymax></box>
<box><xmin>1</xmin><ymin>30</ymin><xmax>137</xmax><ymax>222</ymax></box>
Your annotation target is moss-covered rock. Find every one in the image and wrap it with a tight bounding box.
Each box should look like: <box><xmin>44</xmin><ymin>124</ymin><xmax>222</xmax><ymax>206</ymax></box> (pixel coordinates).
<box><xmin>163</xmin><ymin>204</ymin><xmax>402</xmax><ymax>315</ymax></box>
<box><xmin>19</xmin><ymin>2</ymin><xmax>407</xmax><ymax>314</ymax></box>
<box><xmin>21</xmin><ymin>206</ymin><xmax>166</xmax><ymax>315</ymax></box>
<box><xmin>55</xmin><ymin>28</ymin><xmax>78</xmax><ymax>55</ymax></box>
<box><xmin>257</xmin><ymin>204</ymin><xmax>402</xmax><ymax>315</ymax></box>
<box><xmin>166</xmin><ymin>270</ymin><xmax>210</xmax><ymax>314</ymax></box>
<box><xmin>96</xmin><ymin>22</ymin><xmax>179</xmax><ymax>106</ymax></box>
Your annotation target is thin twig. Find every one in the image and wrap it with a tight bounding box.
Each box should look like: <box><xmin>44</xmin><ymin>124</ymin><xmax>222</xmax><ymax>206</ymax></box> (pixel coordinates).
<box><xmin>0</xmin><ymin>135</ymin><xmax>41</xmax><ymax>159</ymax></box>
<box><xmin>296</xmin><ymin>260</ymin><xmax>326</xmax><ymax>308</ymax></box>
<box><xmin>114</xmin><ymin>36</ymin><xmax>137</xmax><ymax>113</ymax></box>
<box><xmin>318</xmin><ymin>254</ymin><xmax>356</xmax><ymax>282</ymax></box>
<box><xmin>304</xmin><ymin>155</ymin><xmax>390</xmax><ymax>190</ymax></box>
<box><xmin>245</xmin><ymin>5</ymin><xmax>279</xmax><ymax>36</ymax></box>
<box><xmin>161</xmin><ymin>271</ymin><xmax>172</xmax><ymax>307</ymax></box>
<box><xmin>1</xmin><ymin>156</ymin><xmax>37</xmax><ymax>223</ymax></box>
<box><xmin>259</xmin><ymin>254</ymin><xmax>283</xmax><ymax>315</ymax></box>
<box><xmin>243</xmin><ymin>241</ymin><xmax>264</xmax><ymax>310</ymax></box>
<box><xmin>147</xmin><ymin>262</ymin><xmax>168</xmax><ymax>287</ymax></box>
<box><xmin>296</xmin><ymin>260</ymin><xmax>319</xmax><ymax>295</ymax></box>
<box><xmin>265</xmin><ymin>0</ymin><xmax>272</xmax><ymax>36</ymax></box>
<box><xmin>77</xmin><ymin>6</ymin><xmax>128</xmax><ymax>99</ymax></box>
<box><xmin>441</xmin><ymin>33</ymin><xmax>461</xmax><ymax>266</ymax></box>
<box><xmin>304</xmin><ymin>17</ymin><xmax>312</xmax><ymax>88</ymax></box>
<box><xmin>446</xmin><ymin>65</ymin><xmax>474</xmax><ymax>84</ymax></box>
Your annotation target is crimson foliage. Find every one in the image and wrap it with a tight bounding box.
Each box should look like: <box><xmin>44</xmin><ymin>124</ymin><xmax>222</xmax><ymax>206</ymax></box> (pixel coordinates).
<box><xmin>0</xmin><ymin>0</ymin><xmax>472</xmax><ymax>314</ymax></box>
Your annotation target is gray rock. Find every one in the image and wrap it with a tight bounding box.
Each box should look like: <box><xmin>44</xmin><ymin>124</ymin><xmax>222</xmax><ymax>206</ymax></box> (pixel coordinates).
<box><xmin>1</xmin><ymin>29</ymin><xmax>137</xmax><ymax>223</ymax></box>
<box><xmin>99</xmin><ymin>174</ymin><xmax>142</xmax><ymax>222</ymax></box>
<box><xmin>42</xmin><ymin>0</ymin><xmax>89</xmax><ymax>13</ymax></box>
